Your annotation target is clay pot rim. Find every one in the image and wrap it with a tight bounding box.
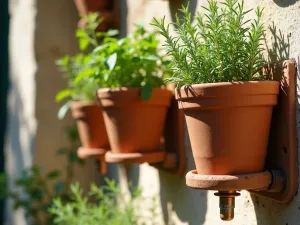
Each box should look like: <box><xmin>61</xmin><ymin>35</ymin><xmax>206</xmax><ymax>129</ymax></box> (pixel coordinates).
<box><xmin>97</xmin><ymin>87</ymin><xmax>173</xmax><ymax>107</ymax></box>
<box><xmin>175</xmin><ymin>81</ymin><xmax>279</xmax><ymax>99</ymax></box>
<box><xmin>71</xmin><ymin>100</ymin><xmax>99</xmax><ymax>108</ymax></box>
<box><xmin>97</xmin><ymin>87</ymin><xmax>171</xmax><ymax>94</ymax></box>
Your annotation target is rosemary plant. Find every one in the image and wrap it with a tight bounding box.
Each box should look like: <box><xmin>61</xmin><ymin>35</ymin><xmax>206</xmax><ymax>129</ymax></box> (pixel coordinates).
<box><xmin>152</xmin><ymin>0</ymin><xmax>266</xmax><ymax>85</ymax></box>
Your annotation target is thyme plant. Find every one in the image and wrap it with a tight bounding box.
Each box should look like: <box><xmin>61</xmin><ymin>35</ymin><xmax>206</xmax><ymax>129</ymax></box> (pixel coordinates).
<box><xmin>49</xmin><ymin>179</ymin><xmax>161</xmax><ymax>225</ymax></box>
<box><xmin>152</xmin><ymin>0</ymin><xmax>266</xmax><ymax>85</ymax></box>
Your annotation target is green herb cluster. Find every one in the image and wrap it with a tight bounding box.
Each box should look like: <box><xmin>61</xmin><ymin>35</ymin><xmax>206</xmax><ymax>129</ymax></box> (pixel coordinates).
<box><xmin>56</xmin><ymin>13</ymin><xmax>170</xmax><ymax>119</ymax></box>
<box><xmin>49</xmin><ymin>179</ymin><xmax>161</xmax><ymax>225</ymax></box>
<box><xmin>152</xmin><ymin>0</ymin><xmax>266</xmax><ymax>86</ymax></box>
<box><xmin>56</xmin><ymin>13</ymin><xmax>108</xmax><ymax>104</ymax></box>
<box><xmin>6</xmin><ymin>125</ymin><xmax>84</xmax><ymax>225</ymax></box>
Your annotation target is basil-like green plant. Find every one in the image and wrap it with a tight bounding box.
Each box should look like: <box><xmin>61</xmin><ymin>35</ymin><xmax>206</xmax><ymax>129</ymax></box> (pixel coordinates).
<box><xmin>152</xmin><ymin>0</ymin><xmax>266</xmax><ymax>86</ymax></box>
<box><xmin>78</xmin><ymin>25</ymin><xmax>170</xmax><ymax>101</ymax></box>
<box><xmin>49</xmin><ymin>179</ymin><xmax>161</xmax><ymax>225</ymax></box>
<box><xmin>55</xmin><ymin>13</ymin><xmax>119</xmax><ymax>120</ymax></box>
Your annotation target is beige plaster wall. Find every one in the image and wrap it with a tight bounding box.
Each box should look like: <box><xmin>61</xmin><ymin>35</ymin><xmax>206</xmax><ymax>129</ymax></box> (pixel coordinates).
<box><xmin>5</xmin><ymin>0</ymin><xmax>300</xmax><ymax>225</ymax></box>
<box><xmin>6</xmin><ymin>0</ymin><xmax>100</xmax><ymax>224</ymax></box>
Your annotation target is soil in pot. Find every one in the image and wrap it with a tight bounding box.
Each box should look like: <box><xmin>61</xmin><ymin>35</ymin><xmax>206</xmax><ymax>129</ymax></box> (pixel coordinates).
<box><xmin>176</xmin><ymin>81</ymin><xmax>279</xmax><ymax>175</ymax></box>
<box><xmin>71</xmin><ymin>101</ymin><xmax>110</xmax><ymax>149</ymax></box>
<box><xmin>97</xmin><ymin>88</ymin><xmax>173</xmax><ymax>154</ymax></box>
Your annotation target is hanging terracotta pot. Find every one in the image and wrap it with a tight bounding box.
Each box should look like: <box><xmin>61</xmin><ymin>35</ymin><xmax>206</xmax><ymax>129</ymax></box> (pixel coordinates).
<box><xmin>175</xmin><ymin>81</ymin><xmax>279</xmax><ymax>175</ymax></box>
<box><xmin>73</xmin><ymin>0</ymin><xmax>110</xmax><ymax>13</ymax></box>
<box><xmin>73</xmin><ymin>0</ymin><xmax>117</xmax><ymax>31</ymax></box>
<box><xmin>71</xmin><ymin>101</ymin><xmax>110</xmax><ymax>150</ymax></box>
<box><xmin>97</xmin><ymin>88</ymin><xmax>173</xmax><ymax>154</ymax></box>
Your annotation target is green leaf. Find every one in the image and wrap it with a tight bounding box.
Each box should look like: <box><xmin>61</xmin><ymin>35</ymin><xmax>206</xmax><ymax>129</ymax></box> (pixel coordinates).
<box><xmin>74</xmin><ymin>68</ymin><xmax>96</xmax><ymax>84</ymax></box>
<box><xmin>107</xmin><ymin>29</ymin><xmax>119</xmax><ymax>36</ymax></box>
<box><xmin>76</xmin><ymin>29</ymin><xmax>85</xmax><ymax>38</ymax></box>
<box><xmin>93</xmin><ymin>43</ymin><xmax>109</xmax><ymax>53</ymax></box>
<box><xmin>57</xmin><ymin>101</ymin><xmax>71</xmax><ymax>120</ymax></box>
<box><xmin>105</xmin><ymin>53</ymin><xmax>117</xmax><ymax>70</ymax></box>
<box><xmin>31</xmin><ymin>166</ymin><xmax>41</xmax><ymax>176</ymax></box>
<box><xmin>141</xmin><ymin>55</ymin><xmax>159</xmax><ymax>61</ymax></box>
<box><xmin>132</xmin><ymin>57</ymin><xmax>141</xmax><ymax>63</ymax></box>
<box><xmin>55</xmin><ymin>89</ymin><xmax>73</xmax><ymax>102</ymax></box>
<box><xmin>29</xmin><ymin>188</ymin><xmax>43</xmax><ymax>201</ymax></box>
<box><xmin>141</xmin><ymin>83</ymin><xmax>152</xmax><ymax>101</ymax></box>
<box><xmin>79</xmin><ymin>37</ymin><xmax>89</xmax><ymax>51</ymax></box>
<box><xmin>46</xmin><ymin>170</ymin><xmax>61</xmax><ymax>179</ymax></box>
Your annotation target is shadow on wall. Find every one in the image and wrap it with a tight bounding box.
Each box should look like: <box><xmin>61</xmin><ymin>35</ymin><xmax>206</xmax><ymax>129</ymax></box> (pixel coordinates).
<box><xmin>169</xmin><ymin>0</ymin><xmax>198</xmax><ymax>24</ymax></box>
<box><xmin>159</xmin><ymin>1</ymin><xmax>207</xmax><ymax>224</ymax></box>
<box><xmin>119</xmin><ymin>0</ymin><xmax>128</xmax><ymax>37</ymax></box>
<box><xmin>250</xmin><ymin>24</ymin><xmax>299</xmax><ymax>225</ymax></box>
<box><xmin>159</xmin><ymin>129</ymin><xmax>207</xmax><ymax>225</ymax></box>
<box><xmin>5</xmin><ymin>80</ymin><xmax>35</xmax><ymax>225</ymax></box>
<box><xmin>264</xmin><ymin>22</ymin><xmax>291</xmax><ymax>63</ymax></box>
<box><xmin>273</xmin><ymin>0</ymin><xmax>297</xmax><ymax>7</ymax></box>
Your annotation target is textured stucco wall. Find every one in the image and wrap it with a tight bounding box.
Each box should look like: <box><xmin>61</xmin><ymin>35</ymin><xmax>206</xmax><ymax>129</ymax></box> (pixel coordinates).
<box><xmin>5</xmin><ymin>0</ymin><xmax>300</xmax><ymax>225</ymax></box>
<box><xmin>110</xmin><ymin>0</ymin><xmax>300</xmax><ymax>225</ymax></box>
<box><xmin>5</xmin><ymin>0</ymin><xmax>100</xmax><ymax>224</ymax></box>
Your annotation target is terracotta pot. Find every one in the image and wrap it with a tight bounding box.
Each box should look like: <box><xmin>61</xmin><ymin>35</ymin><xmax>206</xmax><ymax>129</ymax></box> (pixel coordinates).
<box><xmin>176</xmin><ymin>81</ymin><xmax>279</xmax><ymax>175</ymax></box>
<box><xmin>73</xmin><ymin>0</ymin><xmax>109</xmax><ymax>14</ymax></box>
<box><xmin>97</xmin><ymin>88</ymin><xmax>173</xmax><ymax>153</ymax></box>
<box><xmin>71</xmin><ymin>101</ymin><xmax>109</xmax><ymax>149</ymax></box>
<box><xmin>73</xmin><ymin>0</ymin><xmax>114</xmax><ymax>31</ymax></box>
<box><xmin>78</xmin><ymin>10</ymin><xmax>114</xmax><ymax>31</ymax></box>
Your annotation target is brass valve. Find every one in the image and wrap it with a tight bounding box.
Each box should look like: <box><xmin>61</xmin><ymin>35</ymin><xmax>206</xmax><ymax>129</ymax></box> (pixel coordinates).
<box><xmin>214</xmin><ymin>191</ymin><xmax>240</xmax><ymax>221</ymax></box>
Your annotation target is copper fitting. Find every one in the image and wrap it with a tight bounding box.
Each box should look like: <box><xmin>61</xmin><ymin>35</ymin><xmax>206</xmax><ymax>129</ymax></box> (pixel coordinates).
<box><xmin>214</xmin><ymin>191</ymin><xmax>240</xmax><ymax>221</ymax></box>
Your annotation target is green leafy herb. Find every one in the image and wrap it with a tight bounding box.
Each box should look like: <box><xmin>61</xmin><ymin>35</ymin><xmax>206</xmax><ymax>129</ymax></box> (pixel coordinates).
<box><xmin>6</xmin><ymin>124</ymin><xmax>84</xmax><ymax>225</ymax></box>
<box><xmin>152</xmin><ymin>0</ymin><xmax>266</xmax><ymax>85</ymax></box>
<box><xmin>49</xmin><ymin>179</ymin><xmax>161</xmax><ymax>225</ymax></box>
<box><xmin>76</xmin><ymin>24</ymin><xmax>170</xmax><ymax>100</ymax></box>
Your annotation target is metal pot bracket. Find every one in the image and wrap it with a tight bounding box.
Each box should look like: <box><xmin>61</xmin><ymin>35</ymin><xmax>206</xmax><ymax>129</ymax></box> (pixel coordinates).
<box><xmin>185</xmin><ymin>59</ymin><xmax>298</xmax><ymax>220</ymax></box>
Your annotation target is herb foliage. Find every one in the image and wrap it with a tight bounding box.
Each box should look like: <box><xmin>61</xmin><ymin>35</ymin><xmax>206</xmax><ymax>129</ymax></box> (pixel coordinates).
<box><xmin>152</xmin><ymin>0</ymin><xmax>266</xmax><ymax>85</ymax></box>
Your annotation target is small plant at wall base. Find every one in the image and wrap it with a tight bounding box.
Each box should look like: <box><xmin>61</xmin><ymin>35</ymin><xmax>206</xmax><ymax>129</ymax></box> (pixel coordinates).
<box><xmin>6</xmin><ymin>124</ymin><xmax>84</xmax><ymax>225</ymax></box>
<box><xmin>152</xmin><ymin>0</ymin><xmax>279</xmax><ymax>178</ymax></box>
<box><xmin>49</xmin><ymin>179</ymin><xmax>162</xmax><ymax>225</ymax></box>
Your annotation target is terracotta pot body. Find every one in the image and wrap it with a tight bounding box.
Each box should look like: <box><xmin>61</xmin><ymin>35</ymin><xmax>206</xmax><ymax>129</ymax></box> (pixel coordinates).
<box><xmin>73</xmin><ymin>0</ymin><xmax>114</xmax><ymax>31</ymax></box>
<box><xmin>74</xmin><ymin>0</ymin><xmax>109</xmax><ymax>14</ymax></box>
<box><xmin>176</xmin><ymin>81</ymin><xmax>279</xmax><ymax>175</ymax></box>
<box><xmin>71</xmin><ymin>101</ymin><xmax>109</xmax><ymax>149</ymax></box>
<box><xmin>97</xmin><ymin>88</ymin><xmax>173</xmax><ymax>153</ymax></box>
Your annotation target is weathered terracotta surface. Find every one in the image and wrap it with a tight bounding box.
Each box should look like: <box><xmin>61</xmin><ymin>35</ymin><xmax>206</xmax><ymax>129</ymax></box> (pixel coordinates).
<box><xmin>71</xmin><ymin>101</ymin><xmax>109</xmax><ymax>149</ymax></box>
<box><xmin>176</xmin><ymin>81</ymin><xmax>279</xmax><ymax>175</ymax></box>
<box><xmin>105</xmin><ymin>151</ymin><xmax>166</xmax><ymax>164</ymax></box>
<box><xmin>73</xmin><ymin>0</ymin><xmax>118</xmax><ymax>31</ymax></box>
<box><xmin>97</xmin><ymin>88</ymin><xmax>173</xmax><ymax>154</ymax></box>
<box><xmin>186</xmin><ymin>170</ymin><xmax>272</xmax><ymax>191</ymax></box>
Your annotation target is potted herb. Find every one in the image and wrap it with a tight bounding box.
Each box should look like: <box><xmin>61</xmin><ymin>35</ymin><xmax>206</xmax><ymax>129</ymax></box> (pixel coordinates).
<box><xmin>152</xmin><ymin>0</ymin><xmax>279</xmax><ymax>175</ymax></box>
<box><xmin>49</xmin><ymin>179</ymin><xmax>160</xmax><ymax>225</ymax></box>
<box><xmin>87</xmin><ymin>25</ymin><xmax>172</xmax><ymax>154</ymax></box>
<box><xmin>56</xmin><ymin>13</ymin><xmax>112</xmax><ymax>152</ymax></box>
